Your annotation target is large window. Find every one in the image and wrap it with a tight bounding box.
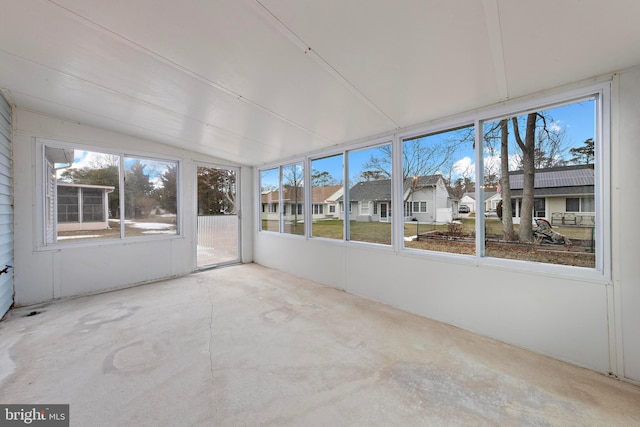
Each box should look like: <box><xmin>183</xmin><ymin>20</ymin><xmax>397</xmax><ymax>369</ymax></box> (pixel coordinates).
<box><xmin>347</xmin><ymin>144</ymin><xmax>392</xmax><ymax>245</ymax></box>
<box><xmin>482</xmin><ymin>97</ymin><xmax>597</xmax><ymax>268</ymax></box>
<box><xmin>43</xmin><ymin>143</ymin><xmax>178</xmax><ymax>245</ymax></box>
<box><xmin>259</xmin><ymin>162</ymin><xmax>305</xmax><ymax>236</ymax></box>
<box><xmin>402</xmin><ymin>125</ymin><xmax>475</xmax><ymax>255</ymax></box>
<box><xmin>260</xmin><ymin>168</ymin><xmax>280</xmax><ymax>232</ymax></box>
<box><xmin>256</xmin><ymin>86</ymin><xmax>608</xmax><ymax>275</ymax></box>
<box><xmin>311</xmin><ymin>154</ymin><xmax>344</xmax><ymax>240</ymax></box>
<box><xmin>282</xmin><ymin>162</ymin><xmax>305</xmax><ymax>236</ymax></box>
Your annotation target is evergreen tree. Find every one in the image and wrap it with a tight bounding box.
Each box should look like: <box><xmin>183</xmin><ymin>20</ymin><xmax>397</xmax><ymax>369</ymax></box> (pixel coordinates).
<box><xmin>125</xmin><ymin>160</ymin><xmax>154</xmax><ymax>218</ymax></box>
<box><xmin>569</xmin><ymin>138</ymin><xmax>595</xmax><ymax>165</ymax></box>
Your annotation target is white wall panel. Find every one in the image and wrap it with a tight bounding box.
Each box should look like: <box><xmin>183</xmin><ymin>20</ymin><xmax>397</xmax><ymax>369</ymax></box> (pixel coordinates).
<box><xmin>254</xmin><ymin>234</ymin><xmax>345</xmax><ymax>291</ymax></box>
<box><xmin>12</xmin><ymin>109</ymin><xmax>249</xmax><ymax>305</ymax></box>
<box><xmin>57</xmin><ymin>241</ymin><xmax>172</xmax><ymax>298</ymax></box>
<box><xmin>240</xmin><ymin>166</ymin><xmax>254</xmax><ymax>264</ymax></box>
<box><xmin>254</xmin><ymin>71</ymin><xmax>640</xmax><ymax>380</ymax></box>
<box><xmin>344</xmin><ymin>246</ymin><xmax>609</xmax><ymax>372</ymax></box>
<box><xmin>256</xmin><ymin>236</ymin><xmax>610</xmax><ymax>373</ymax></box>
<box><xmin>616</xmin><ymin>68</ymin><xmax>640</xmax><ymax>382</ymax></box>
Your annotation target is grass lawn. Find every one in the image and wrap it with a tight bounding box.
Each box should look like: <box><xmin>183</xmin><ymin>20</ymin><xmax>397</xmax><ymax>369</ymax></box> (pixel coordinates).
<box><xmin>263</xmin><ymin>218</ymin><xmax>596</xmax><ymax>268</ymax></box>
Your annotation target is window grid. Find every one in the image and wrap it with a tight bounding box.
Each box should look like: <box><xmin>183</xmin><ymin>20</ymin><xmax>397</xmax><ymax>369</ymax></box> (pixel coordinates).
<box><xmin>258</xmin><ymin>84</ymin><xmax>609</xmax><ymax>278</ymax></box>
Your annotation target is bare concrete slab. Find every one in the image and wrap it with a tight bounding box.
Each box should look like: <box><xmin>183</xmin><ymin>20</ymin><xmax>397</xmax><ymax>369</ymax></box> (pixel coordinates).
<box><xmin>1</xmin><ymin>264</ymin><xmax>639</xmax><ymax>426</ymax></box>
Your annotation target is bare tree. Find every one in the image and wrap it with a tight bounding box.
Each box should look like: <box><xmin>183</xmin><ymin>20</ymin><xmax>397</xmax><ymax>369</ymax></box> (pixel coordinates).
<box><xmin>498</xmin><ymin>119</ymin><xmax>515</xmax><ymax>241</ymax></box>
<box><xmin>511</xmin><ymin>112</ymin><xmax>569</xmax><ymax>169</ymax></box>
<box><xmin>363</xmin><ymin>126</ymin><xmax>472</xmax><ymax>202</ymax></box>
<box><xmin>198</xmin><ymin>167</ymin><xmax>237</xmax><ymax>214</ymax></box>
<box><xmin>512</xmin><ymin>114</ymin><xmax>537</xmax><ymax>242</ymax></box>
<box><xmin>282</xmin><ymin>163</ymin><xmax>304</xmax><ymax>225</ymax></box>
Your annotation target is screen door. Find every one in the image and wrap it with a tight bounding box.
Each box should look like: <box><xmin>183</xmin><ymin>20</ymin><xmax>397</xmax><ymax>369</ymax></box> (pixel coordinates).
<box><xmin>196</xmin><ymin>165</ymin><xmax>239</xmax><ymax>268</ymax></box>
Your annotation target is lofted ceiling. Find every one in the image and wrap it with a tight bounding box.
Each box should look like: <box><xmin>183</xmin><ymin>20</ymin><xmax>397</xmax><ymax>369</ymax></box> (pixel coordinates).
<box><xmin>1</xmin><ymin>0</ymin><xmax>639</xmax><ymax>166</ymax></box>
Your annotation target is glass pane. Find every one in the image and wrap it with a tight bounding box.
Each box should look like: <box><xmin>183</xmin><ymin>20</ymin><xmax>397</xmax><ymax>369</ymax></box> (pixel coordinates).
<box><xmin>402</xmin><ymin>125</ymin><xmax>476</xmax><ymax>255</ymax></box>
<box><xmin>311</xmin><ymin>154</ymin><xmax>344</xmax><ymax>239</ymax></box>
<box><xmin>566</xmin><ymin>198</ymin><xmax>579</xmax><ymax>212</ymax></box>
<box><xmin>581</xmin><ymin>196</ymin><xmax>594</xmax><ymax>212</ymax></box>
<box><xmin>260</xmin><ymin>168</ymin><xmax>280</xmax><ymax>232</ymax></box>
<box><xmin>49</xmin><ymin>147</ymin><xmax>120</xmax><ymax>243</ymax></box>
<box><xmin>197</xmin><ymin>166</ymin><xmax>238</xmax><ymax>266</ymax></box>
<box><xmin>347</xmin><ymin>145</ymin><xmax>391</xmax><ymax>245</ymax></box>
<box><xmin>124</xmin><ymin>157</ymin><xmax>178</xmax><ymax>237</ymax></box>
<box><xmin>282</xmin><ymin>163</ymin><xmax>304</xmax><ymax>236</ymax></box>
<box><xmin>483</xmin><ymin>99</ymin><xmax>596</xmax><ymax>268</ymax></box>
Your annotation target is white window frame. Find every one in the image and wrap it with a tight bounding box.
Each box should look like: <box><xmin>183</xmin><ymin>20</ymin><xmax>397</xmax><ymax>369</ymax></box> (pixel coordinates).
<box><xmin>411</xmin><ymin>200</ymin><xmax>429</xmax><ymax>213</ymax></box>
<box><xmin>360</xmin><ymin>201</ymin><xmax>370</xmax><ymax>215</ymax></box>
<box><xmin>395</xmin><ymin>81</ymin><xmax>610</xmax><ymax>281</ymax></box>
<box><xmin>256</xmin><ymin>82</ymin><xmax>610</xmax><ymax>280</ymax></box>
<box><xmin>567</xmin><ymin>196</ymin><xmax>595</xmax><ymax>213</ymax></box>
<box><xmin>258</xmin><ymin>159</ymin><xmax>306</xmax><ymax>236</ymax></box>
<box><xmin>36</xmin><ymin>138</ymin><xmax>181</xmax><ymax>250</ymax></box>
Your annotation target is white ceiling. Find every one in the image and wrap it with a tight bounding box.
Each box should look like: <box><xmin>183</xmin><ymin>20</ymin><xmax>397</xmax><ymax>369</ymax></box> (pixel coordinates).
<box><xmin>1</xmin><ymin>0</ymin><xmax>639</xmax><ymax>166</ymax></box>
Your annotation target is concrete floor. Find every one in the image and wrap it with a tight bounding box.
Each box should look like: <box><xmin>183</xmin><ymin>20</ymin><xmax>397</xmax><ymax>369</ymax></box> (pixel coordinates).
<box><xmin>1</xmin><ymin>264</ymin><xmax>639</xmax><ymax>426</ymax></box>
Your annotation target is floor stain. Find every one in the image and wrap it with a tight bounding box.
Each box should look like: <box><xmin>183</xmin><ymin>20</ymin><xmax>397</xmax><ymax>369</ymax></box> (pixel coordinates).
<box><xmin>76</xmin><ymin>303</ymin><xmax>139</xmax><ymax>332</ymax></box>
<box><xmin>103</xmin><ymin>340</ymin><xmax>164</xmax><ymax>374</ymax></box>
<box><xmin>262</xmin><ymin>307</ymin><xmax>295</xmax><ymax>325</ymax></box>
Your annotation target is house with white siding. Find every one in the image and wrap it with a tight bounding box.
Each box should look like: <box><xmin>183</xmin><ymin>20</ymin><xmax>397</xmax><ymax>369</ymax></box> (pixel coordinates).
<box><xmin>339</xmin><ymin>175</ymin><xmax>453</xmax><ymax>223</ymax></box>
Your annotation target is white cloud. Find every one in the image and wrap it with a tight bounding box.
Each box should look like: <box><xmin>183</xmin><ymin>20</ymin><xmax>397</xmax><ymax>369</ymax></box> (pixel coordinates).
<box><xmin>453</xmin><ymin>156</ymin><xmax>475</xmax><ymax>179</ymax></box>
<box><xmin>549</xmin><ymin>120</ymin><xmax>562</xmax><ymax>132</ymax></box>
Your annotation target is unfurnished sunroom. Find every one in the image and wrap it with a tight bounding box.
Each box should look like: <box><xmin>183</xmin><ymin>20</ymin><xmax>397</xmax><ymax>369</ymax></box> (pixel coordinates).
<box><xmin>0</xmin><ymin>2</ymin><xmax>639</xmax><ymax>421</ymax></box>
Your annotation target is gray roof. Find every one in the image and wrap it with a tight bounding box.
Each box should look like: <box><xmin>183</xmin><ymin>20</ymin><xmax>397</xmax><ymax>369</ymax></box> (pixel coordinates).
<box><xmin>508</xmin><ymin>165</ymin><xmax>594</xmax><ymax>197</ymax></box>
<box><xmin>510</xmin><ymin>185</ymin><xmax>594</xmax><ymax>198</ymax></box>
<box><xmin>338</xmin><ymin>174</ymin><xmax>442</xmax><ymax>202</ymax></box>
<box><xmin>404</xmin><ymin>175</ymin><xmax>441</xmax><ymax>190</ymax></box>
<box><xmin>484</xmin><ymin>191</ymin><xmax>498</xmax><ymax>199</ymax></box>
<box><xmin>509</xmin><ymin>165</ymin><xmax>594</xmax><ymax>190</ymax></box>
<box><xmin>345</xmin><ymin>179</ymin><xmax>392</xmax><ymax>202</ymax></box>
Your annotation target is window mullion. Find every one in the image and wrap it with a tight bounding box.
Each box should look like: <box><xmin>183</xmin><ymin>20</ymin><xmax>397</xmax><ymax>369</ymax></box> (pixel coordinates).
<box><xmin>119</xmin><ymin>155</ymin><xmax>126</xmax><ymax>239</ymax></box>
<box><xmin>474</xmin><ymin>119</ymin><xmax>484</xmax><ymax>259</ymax></box>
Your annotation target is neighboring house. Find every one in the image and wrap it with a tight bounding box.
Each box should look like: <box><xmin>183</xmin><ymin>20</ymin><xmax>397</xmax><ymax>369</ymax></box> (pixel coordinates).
<box><xmin>261</xmin><ymin>186</ymin><xmax>302</xmax><ymax>223</ymax></box>
<box><xmin>311</xmin><ymin>185</ymin><xmax>343</xmax><ymax>220</ymax></box>
<box><xmin>56</xmin><ymin>183</ymin><xmax>115</xmax><ymax>232</ymax></box>
<box><xmin>260</xmin><ymin>190</ymin><xmax>279</xmax><ymax>221</ymax></box>
<box><xmin>261</xmin><ymin>184</ymin><xmax>343</xmax><ymax>222</ymax></box>
<box><xmin>338</xmin><ymin>174</ymin><xmax>453</xmax><ymax>223</ymax></box>
<box><xmin>339</xmin><ymin>179</ymin><xmax>392</xmax><ymax>222</ymax></box>
<box><xmin>484</xmin><ymin>192</ymin><xmax>500</xmax><ymax>212</ymax></box>
<box><xmin>506</xmin><ymin>165</ymin><xmax>595</xmax><ymax>226</ymax></box>
<box><xmin>460</xmin><ymin>193</ymin><xmax>476</xmax><ymax>212</ymax></box>
<box><xmin>457</xmin><ymin>191</ymin><xmax>499</xmax><ymax>215</ymax></box>
<box><xmin>44</xmin><ymin>146</ymin><xmax>115</xmax><ymax>238</ymax></box>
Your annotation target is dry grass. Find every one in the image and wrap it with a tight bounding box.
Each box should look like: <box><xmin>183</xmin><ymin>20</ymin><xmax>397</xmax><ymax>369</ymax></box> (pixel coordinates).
<box><xmin>265</xmin><ymin>218</ymin><xmax>596</xmax><ymax>268</ymax></box>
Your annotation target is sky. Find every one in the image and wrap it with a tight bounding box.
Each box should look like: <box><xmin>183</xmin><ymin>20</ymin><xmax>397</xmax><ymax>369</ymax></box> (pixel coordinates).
<box><xmin>56</xmin><ymin>150</ymin><xmax>174</xmax><ymax>188</ymax></box>
<box><xmin>262</xmin><ymin>98</ymin><xmax>595</xmax><ymax>190</ymax></box>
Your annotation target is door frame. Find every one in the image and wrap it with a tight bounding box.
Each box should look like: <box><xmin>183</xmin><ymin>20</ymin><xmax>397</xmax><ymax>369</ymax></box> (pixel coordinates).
<box><xmin>194</xmin><ymin>162</ymin><xmax>241</xmax><ymax>270</ymax></box>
